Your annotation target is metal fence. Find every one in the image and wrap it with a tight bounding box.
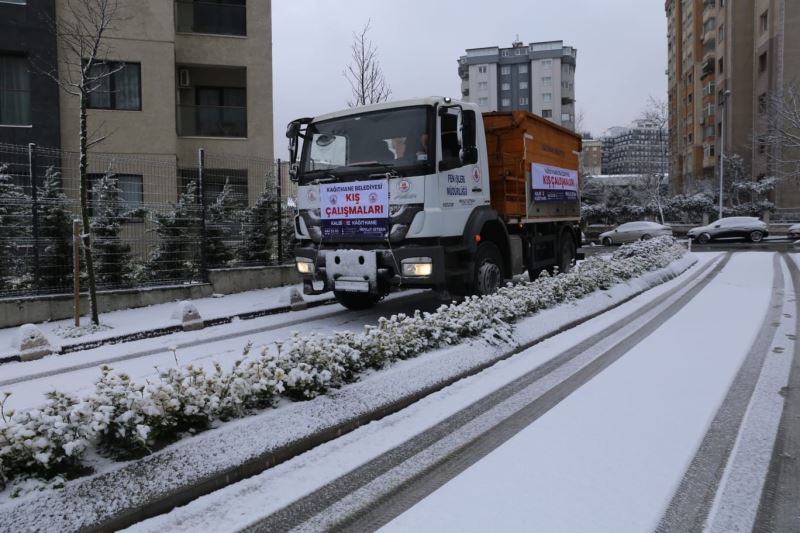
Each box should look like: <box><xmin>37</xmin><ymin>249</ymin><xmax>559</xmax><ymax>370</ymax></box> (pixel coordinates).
<box><xmin>0</xmin><ymin>142</ymin><xmax>295</xmax><ymax>298</ymax></box>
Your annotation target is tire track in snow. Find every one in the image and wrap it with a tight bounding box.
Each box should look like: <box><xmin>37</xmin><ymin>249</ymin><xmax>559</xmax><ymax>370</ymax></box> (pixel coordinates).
<box><xmin>242</xmin><ymin>254</ymin><xmax>731</xmax><ymax>533</ymax></box>
<box><xmin>656</xmin><ymin>253</ymin><xmax>785</xmax><ymax>533</ymax></box>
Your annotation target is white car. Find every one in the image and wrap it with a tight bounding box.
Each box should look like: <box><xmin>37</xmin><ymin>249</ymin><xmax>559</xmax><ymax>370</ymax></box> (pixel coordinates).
<box><xmin>599</xmin><ymin>221</ymin><xmax>673</xmax><ymax>246</ymax></box>
<box><xmin>788</xmin><ymin>223</ymin><xmax>800</xmax><ymax>240</ymax></box>
<box><xmin>687</xmin><ymin>217</ymin><xmax>769</xmax><ymax>244</ymax></box>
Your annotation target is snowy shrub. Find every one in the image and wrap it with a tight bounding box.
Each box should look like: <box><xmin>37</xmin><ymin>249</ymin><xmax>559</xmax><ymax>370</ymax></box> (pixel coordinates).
<box><xmin>0</xmin><ymin>391</ymin><xmax>90</xmax><ymax>488</ymax></box>
<box><xmin>0</xmin><ymin>237</ymin><xmax>687</xmax><ymax>488</ymax></box>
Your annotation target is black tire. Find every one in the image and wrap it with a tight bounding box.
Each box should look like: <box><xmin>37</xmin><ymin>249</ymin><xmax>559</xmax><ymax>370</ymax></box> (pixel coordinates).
<box><xmin>558</xmin><ymin>233</ymin><xmax>576</xmax><ymax>274</ymax></box>
<box><xmin>602</xmin><ymin>237</ymin><xmax>613</xmax><ymax>246</ymax></box>
<box><xmin>472</xmin><ymin>242</ymin><xmax>504</xmax><ymax>296</ymax></box>
<box><xmin>334</xmin><ymin>290</ymin><xmax>381</xmax><ymax>311</ymax></box>
<box><xmin>696</xmin><ymin>233</ymin><xmax>711</xmax><ymax>244</ymax></box>
<box><xmin>748</xmin><ymin>230</ymin><xmax>764</xmax><ymax>243</ymax></box>
<box><xmin>640</xmin><ymin>234</ymin><xmax>652</xmax><ymax>241</ymax></box>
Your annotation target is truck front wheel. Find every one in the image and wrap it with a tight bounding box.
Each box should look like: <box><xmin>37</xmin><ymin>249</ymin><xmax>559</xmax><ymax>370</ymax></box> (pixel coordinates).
<box><xmin>472</xmin><ymin>242</ymin><xmax>504</xmax><ymax>296</ymax></box>
<box><xmin>334</xmin><ymin>291</ymin><xmax>381</xmax><ymax>311</ymax></box>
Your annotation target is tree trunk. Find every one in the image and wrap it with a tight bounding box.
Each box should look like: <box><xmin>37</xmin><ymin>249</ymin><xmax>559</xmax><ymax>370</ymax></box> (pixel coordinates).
<box><xmin>79</xmin><ymin>91</ymin><xmax>100</xmax><ymax>325</ymax></box>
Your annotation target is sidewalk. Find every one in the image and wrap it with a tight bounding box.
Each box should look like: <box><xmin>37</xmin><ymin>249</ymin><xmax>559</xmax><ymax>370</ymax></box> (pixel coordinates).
<box><xmin>0</xmin><ymin>284</ymin><xmax>333</xmax><ymax>360</ymax></box>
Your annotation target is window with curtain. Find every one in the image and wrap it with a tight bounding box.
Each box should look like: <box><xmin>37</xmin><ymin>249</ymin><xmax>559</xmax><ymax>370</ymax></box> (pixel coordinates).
<box><xmin>195</xmin><ymin>86</ymin><xmax>246</xmax><ymax>137</ymax></box>
<box><xmin>87</xmin><ymin>62</ymin><xmax>141</xmax><ymax>110</ymax></box>
<box><xmin>0</xmin><ymin>54</ymin><xmax>31</xmax><ymax>126</ymax></box>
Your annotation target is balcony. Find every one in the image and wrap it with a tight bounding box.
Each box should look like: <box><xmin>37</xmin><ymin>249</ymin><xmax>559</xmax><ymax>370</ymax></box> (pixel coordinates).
<box><xmin>176</xmin><ymin>65</ymin><xmax>247</xmax><ymax>137</ymax></box>
<box><xmin>175</xmin><ymin>0</ymin><xmax>246</xmax><ymax>37</ymax></box>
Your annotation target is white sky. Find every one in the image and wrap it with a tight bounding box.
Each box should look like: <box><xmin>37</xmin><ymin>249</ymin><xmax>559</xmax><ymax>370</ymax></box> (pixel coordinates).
<box><xmin>272</xmin><ymin>0</ymin><xmax>668</xmax><ymax>157</ymax></box>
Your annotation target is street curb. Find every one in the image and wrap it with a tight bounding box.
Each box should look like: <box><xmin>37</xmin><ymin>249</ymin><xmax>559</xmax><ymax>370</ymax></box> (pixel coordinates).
<box><xmin>0</xmin><ymin>297</ymin><xmax>338</xmax><ymax>365</ymax></box>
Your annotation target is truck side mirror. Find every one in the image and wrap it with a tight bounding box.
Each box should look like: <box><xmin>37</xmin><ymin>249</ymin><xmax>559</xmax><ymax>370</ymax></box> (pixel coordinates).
<box><xmin>289</xmin><ymin>162</ymin><xmax>299</xmax><ymax>182</ymax></box>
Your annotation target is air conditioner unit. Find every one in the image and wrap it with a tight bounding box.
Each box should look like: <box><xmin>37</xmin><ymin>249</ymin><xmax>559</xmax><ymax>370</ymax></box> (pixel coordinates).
<box><xmin>179</xmin><ymin>69</ymin><xmax>191</xmax><ymax>88</ymax></box>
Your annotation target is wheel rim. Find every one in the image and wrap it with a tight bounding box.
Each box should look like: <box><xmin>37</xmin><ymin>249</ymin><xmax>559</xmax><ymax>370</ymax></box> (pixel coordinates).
<box><xmin>477</xmin><ymin>261</ymin><xmax>502</xmax><ymax>295</ymax></box>
<box><xmin>641</xmin><ymin>234</ymin><xmax>651</xmax><ymax>240</ymax></box>
<box><xmin>698</xmin><ymin>233</ymin><xmax>710</xmax><ymax>244</ymax></box>
<box><xmin>603</xmin><ymin>237</ymin><xmax>612</xmax><ymax>246</ymax></box>
<box><xmin>750</xmin><ymin>231</ymin><xmax>763</xmax><ymax>242</ymax></box>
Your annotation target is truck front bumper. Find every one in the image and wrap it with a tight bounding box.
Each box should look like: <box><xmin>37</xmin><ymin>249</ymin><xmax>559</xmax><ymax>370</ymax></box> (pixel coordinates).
<box><xmin>294</xmin><ymin>243</ymin><xmax>448</xmax><ymax>295</ymax></box>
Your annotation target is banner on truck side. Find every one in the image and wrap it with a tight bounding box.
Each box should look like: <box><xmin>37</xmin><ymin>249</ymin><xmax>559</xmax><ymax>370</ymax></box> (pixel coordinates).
<box><xmin>320</xmin><ymin>179</ymin><xmax>389</xmax><ymax>238</ymax></box>
<box><xmin>531</xmin><ymin>163</ymin><xmax>578</xmax><ymax>203</ymax></box>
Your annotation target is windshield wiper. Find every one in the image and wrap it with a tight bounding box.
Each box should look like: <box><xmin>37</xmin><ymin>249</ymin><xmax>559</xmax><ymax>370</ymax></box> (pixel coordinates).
<box><xmin>344</xmin><ymin>162</ymin><xmax>395</xmax><ymax>169</ymax></box>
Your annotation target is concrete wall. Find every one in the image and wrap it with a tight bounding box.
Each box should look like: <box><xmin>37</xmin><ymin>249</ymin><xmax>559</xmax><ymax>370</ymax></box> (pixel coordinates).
<box><xmin>0</xmin><ymin>264</ymin><xmax>298</xmax><ymax>328</ymax></box>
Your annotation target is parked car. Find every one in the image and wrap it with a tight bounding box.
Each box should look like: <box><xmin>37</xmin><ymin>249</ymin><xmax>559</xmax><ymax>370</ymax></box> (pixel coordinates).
<box><xmin>599</xmin><ymin>221</ymin><xmax>673</xmax><ymax>246</ymax></box>
<box><xmin>788</xmin><ymin>223</ymin><xmax>800</xmax><ymax>240</ymax></box>
<box><xmin>687</xmin><ymin>217</ymin><xmax>769</xmax><ymax>244</ymax></box>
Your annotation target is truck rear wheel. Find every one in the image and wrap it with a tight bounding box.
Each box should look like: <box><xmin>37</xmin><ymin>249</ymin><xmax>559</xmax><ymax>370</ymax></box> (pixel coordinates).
<box><xmin>558</xmin><ymin>234</ymin><xmax>576</xmax><ymax>274</ymax></box>
<box><xmin>334</xmin><ymin>291</ymin><xmax>381</xmax><ymax>311</ymax></box>
<box><xmin>473</xmin><ymin>242</ymin><xmax>504</xmax><ymax>296</ymax></box>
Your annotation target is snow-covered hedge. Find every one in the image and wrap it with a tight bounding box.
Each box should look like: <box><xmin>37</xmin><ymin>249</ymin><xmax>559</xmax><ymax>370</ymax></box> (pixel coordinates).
<box><xmin>0</xmin><ymin>237</ymin><xmax>686</xmax><ymax>490</ymax></box>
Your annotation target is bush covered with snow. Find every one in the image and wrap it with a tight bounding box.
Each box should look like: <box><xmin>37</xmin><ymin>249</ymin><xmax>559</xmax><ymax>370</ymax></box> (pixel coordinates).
<box><xmin>0</xmin><ymin>237</ymin><xmax>686</xmax><ymax>489</ymax></box>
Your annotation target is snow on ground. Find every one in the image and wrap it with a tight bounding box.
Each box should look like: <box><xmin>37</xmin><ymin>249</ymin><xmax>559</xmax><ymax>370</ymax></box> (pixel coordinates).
<box><xmin>0</xmin><ymin>252</ymin><xmax>702</xmax><ymax>530</ymax></box>
<box><xmin>122</xmin><ymin>253</ymin><xmax>719</xmax><ymax>533</ymax></box>
<box><xmin>0</xmin><ymin>283</ymin><xmax>333</xmax><ymax>358</ymax></box>
<box><xmin>383</xmin><ymin>252</ymin><xmax>779</xmax><ymax>533</ymax></box>
<box><xmin>0</xmin><ymin>290</ymin><xmax>430</xmax><ymax>414</ymax></box>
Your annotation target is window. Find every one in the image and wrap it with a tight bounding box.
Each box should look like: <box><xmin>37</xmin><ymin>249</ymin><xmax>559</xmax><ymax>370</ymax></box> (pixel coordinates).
<box><xmin>194</xmin><ymin>86</ymin><xmax>247</xmax><ymax>137</ymax></box>
<box><xmin>0</xmin><ymin>54</ymin><xmax>31</xmax><ymax>125</ymax></box>
<box><xmin>501</xmin><ymin>98</ymin><xmax>511</xmax><ymax>107</ymax></box>
<box><xmin>541</xmin><ymin>59</ymin><xmax>552</xmax><ymax>69</ymax></box>
<box><xmin>518</xmin><ymin>64</ymin><xmax>528</xmax><ymax>74</ymax></box>
<box><xmin>478</xmin><ymin>97</ymin><xmax>489</xmax><ymax>106</ymax></box>
<box><xmin>519</xmin><ymin>97</ymin><xmax>528</xmax><ymax>106</ymax></box>
<box><xmin>561</xmin><ymin>113</ymin><xmax>571</xmax><ymax>123</ymax></box>
<box><xmin>541</xmin><ymin>76</ymin><xmax>552</xmax><ymax>85</ymax></box>
<box><xmin>501</xmin><ymin>82</ymin><xmax>510</xmax><ymax>91</ymax></box>
<box><xmin>478</xmin><ymin>65</ymin><xmax>487</xmax><ymax>74</ymax></box>
<box><xmin>688</xmin><ymin>93</ymin><xmax>693</xmax><ymax>103</ymax></box>
<box><xmin>542</xmin><ymin>93</ymin><xmax>552</xmax><ymax>103</ymax></box>
<box><xmin>541</xmin><ymin>109</ymin><xmax>552</xmax><ymax>118</ymax></box>
<box><xmin>176</xmin><ymin>0</ymin><xmax>247</xmax><ymax>36</ymax></box>
<box><xmin>758</xmin><ymin>93</ymin><xmax>767</xmax><ymax>113</ymax></box>
<box><xmin>87</xmin><ymin>62</ymin><xmax>141</xmax><ymax>110</ymax></box>
<box><xmin>477</xmin><ymin>81</ymin><xmax>488</xmax><ymax>90</ymax></box>
<box><xmin>718</xmin><ymin>24</ymin><xmax>724</xmax><ymax>42</ymax></box>
<box><xmin>760</xmin><ymin>10</ymin><xmax>768</xmax><ymax>33</ymax></box>
<box><xmin>500</xmin><ymin>66</ymin><xmax>510</xmax><ymax>75</ymax></box>
<box><xmin>87</xmin><ymin>174</ymin><xmax>144</xmax><ymax>216</ymax></box>
<box><xmin>759</xmin><ymin>52</ymin><xmax>767</xmax><ymax>73</ymax></box>
<box><xmin>520</xmin><ymin>81</ymin><xmax>528</xmax><ymax>90</ymax></box>
<box><xmin>718</xmin><ymin>57</ymin><xmax>723</xmax><ymax>73</ymax></box>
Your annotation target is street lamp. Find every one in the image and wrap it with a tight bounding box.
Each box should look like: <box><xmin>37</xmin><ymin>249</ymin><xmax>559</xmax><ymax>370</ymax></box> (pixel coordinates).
<box><xmin>719</xmin><ymin>90</ymin><xmax>732</xmax><ymax>219</ymax></box>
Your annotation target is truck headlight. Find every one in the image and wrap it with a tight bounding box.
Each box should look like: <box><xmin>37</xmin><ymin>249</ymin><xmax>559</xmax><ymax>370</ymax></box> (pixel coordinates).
<box><xmin>401</xmin><ymin>257</ymin><xmax>433</xmax><ymax>277</ymax></box>
<box><xmin>296</xmin><ymin>258</ymin><xmax>314</xmax><ymax>274</ymax></box>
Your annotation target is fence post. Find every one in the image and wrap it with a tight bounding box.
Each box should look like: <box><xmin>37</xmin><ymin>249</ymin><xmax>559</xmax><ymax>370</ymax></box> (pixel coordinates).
<box><xmin>276</xmin><ymin>158</ymin><xmax>282</xmax><ymax>265</ymax></box>
<box><xmin>73</xmin><ymin>219</ymin><xmax>81</xmax><ymax>327</ymax></box>
<box><xmin>198</xmin><ymin>148</ymin><xmax>208</xmax><ymax>282</ymax></box>
<box><xmin>28</xmin><ymin>143</ymin><xmax>41</xmax><ymax>290</ymax></box>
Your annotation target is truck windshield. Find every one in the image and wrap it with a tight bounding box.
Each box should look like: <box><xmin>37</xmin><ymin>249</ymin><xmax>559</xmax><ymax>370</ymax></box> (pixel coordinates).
<box><xmin>300</xmin><ymin>106</ymin><xmax>433</xmax><ymax>183</ymax></box>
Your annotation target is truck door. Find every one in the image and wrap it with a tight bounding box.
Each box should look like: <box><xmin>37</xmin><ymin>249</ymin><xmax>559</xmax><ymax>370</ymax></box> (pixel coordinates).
<box><xmin>437</xmin><ymin>107</ymin><xmax>484</xmax><ymax>229</ymax></box>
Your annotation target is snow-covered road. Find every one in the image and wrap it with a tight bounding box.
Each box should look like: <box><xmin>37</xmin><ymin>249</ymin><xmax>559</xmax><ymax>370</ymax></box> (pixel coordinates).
<box><xmin>125</xmin><ymin>252</ymin><xmax>798</xmax><ymax>533</ymax></box>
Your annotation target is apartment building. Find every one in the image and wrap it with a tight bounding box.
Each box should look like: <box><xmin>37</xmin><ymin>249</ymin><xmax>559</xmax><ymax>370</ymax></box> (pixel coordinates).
<box><xmin>458</xmin><ymin>39</ymin><xmax>577</xmax><ymax>130</ymax></box>
<box><xmin>51</xmin><ymin>0</ymin><xmax>274</xmax><ymax>207</ymax></box>
<box><xmin>0</xmin><ymin>0</ymin><xmax>60</xmax><ymax>149</ymax></box>
<box><xmin>600</xmin><ymin>120</ymin><xmax>669</xmax><ymax>176</ymax></box>
<box><xmin>666</xmin><ymin>0</ymin><xmax>799</xmax><ymax>208</ymax></box>
<box><xmin>580</xmin><ymin>137</ymin><xmax>603</xmax><ymax>177</ymax></box>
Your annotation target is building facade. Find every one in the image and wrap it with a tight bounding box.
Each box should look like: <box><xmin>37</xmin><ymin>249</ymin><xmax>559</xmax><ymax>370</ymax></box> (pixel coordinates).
<box><xmin>600</xmin><ymin>120</ymin><xmax>669</xmax><ymax>176</ymax></box>
<box><xmin>54</xmin><ymin>0</ymin><xmax>274</xmax><ymax>208</ymax></box>
<box><xmin>666</xmin><ymin>0</ymin><xmax>800</xmax><ymax>208</ymax></box>
<box><xmin>458</xmin><ymin>40</ymin><xmax>577</xmax><ymax>130</ymax></box>
<box><xmin>0</xmin><ymin>0</ymin><xmax>61</xmax><ymax>149</ymax></box>
<box><xmin>580</xmin><ymin>137</ymin><xmax>603</xmax><ymax>176</ymax></box>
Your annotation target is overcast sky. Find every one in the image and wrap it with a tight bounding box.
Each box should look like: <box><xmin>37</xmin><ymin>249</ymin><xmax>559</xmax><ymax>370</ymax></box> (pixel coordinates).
<box><xmin>272</xmin><ymin>0</ymin><xmax>667</xmax><ymax>157</ymax></box>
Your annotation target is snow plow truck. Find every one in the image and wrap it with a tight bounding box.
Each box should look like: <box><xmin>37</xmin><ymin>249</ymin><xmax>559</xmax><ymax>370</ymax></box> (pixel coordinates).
<box><xmin>286</xmin><ymin>97</ymin><xmax>582</xmax><ymax>310</ymax></box>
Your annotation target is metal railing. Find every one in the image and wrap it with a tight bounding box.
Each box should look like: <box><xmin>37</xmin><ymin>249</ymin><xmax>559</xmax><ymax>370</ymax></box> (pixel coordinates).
<box><xmin>177</xmin><ymin>104</ymin><xmax>247</xmax><ymax>138</ymax></box>
<box><xmin>0</xmin><ymin>142</ymin><xmax>294</xmax><ymax>298</ymax></box>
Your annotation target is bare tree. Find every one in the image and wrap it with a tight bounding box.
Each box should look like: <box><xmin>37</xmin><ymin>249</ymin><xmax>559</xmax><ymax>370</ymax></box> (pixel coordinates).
<box><xmin>639</xmin><ymin>96</ymin><xmax>669</xmax><ymax>223</ymax></box>
<box><xmin>763</xmin><ymin>81</ymin><xmax>800</xmax><ymax>183</ymax></box>
<box><xmin>344</xmin><ymin>20</ymin><xmax>391</xmax><ymax>107</ymax></box>
<box><xmin>38</xmin><ymin>0</ymin><xmax>126</xmax><ymax>325</ymax></box>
